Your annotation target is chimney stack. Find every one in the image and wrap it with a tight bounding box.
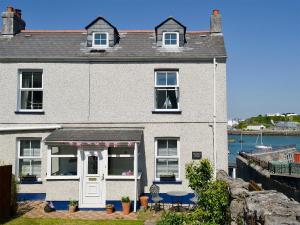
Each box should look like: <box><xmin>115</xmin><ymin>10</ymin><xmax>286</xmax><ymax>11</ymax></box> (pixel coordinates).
<box><xmin>2</xmin><ymin>6</ymin><xmax>26</xmax><ymax>36</ymax></box>
<box><xmin>210</xmin><ymin>9</ymin><xmax>222</xmax><ymax>33</ymax></box>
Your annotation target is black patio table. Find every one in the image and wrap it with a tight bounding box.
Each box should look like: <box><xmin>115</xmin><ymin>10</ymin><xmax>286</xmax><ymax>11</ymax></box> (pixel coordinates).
<box><xmin>166</xmin><ymin>191</ymin><xmax>188</xmax><ymax>212</ymax></box>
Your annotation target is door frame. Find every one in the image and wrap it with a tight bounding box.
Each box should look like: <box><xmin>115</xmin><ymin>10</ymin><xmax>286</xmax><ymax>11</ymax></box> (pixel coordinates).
<box><xmin>78</xmin><ymin>148</ymin><xmax>107</xmax><ymax>208</ymax></box>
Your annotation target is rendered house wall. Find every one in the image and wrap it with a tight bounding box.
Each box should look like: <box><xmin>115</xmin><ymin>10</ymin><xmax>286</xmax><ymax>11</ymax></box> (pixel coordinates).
<box><xmin>0</xmin><ymin>61</ymin><xmax>227</xmax><ymax>201</ymax></box>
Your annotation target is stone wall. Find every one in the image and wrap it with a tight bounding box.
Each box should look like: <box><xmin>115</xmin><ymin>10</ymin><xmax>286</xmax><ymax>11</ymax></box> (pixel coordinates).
<box><xmin>217</xmin><ymin>170</ymin><xmax>300</xmax><ymax>225</ymax></box>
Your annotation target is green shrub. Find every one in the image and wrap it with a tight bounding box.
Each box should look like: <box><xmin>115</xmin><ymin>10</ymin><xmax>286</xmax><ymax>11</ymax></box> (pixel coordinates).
<box><xmin>196</xmin><ymin>181</ymin><xmax>230</xmax><ymax>224</ymax></box>
<box><xmin>157</xmin><ymin>211</ymin><xmax>187</xmax><ymax>225</ymax></box>
<box><xmin>185</xmin><ymin>159</ymin><xmax>213</xmax><ymax>191</ymax></box>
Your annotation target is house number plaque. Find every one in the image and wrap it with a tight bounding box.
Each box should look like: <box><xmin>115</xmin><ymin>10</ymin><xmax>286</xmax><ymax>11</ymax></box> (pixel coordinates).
<box><xmin>192</xmin><ymin>151</ymin><xmax>202</xmax><ymax>160</ymax></box>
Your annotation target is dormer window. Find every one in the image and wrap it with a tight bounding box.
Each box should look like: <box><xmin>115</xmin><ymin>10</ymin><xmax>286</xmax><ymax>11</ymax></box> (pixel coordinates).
<box><xmin>163</xmin><ymin>32</ymin><xmax>179</xmax><ymax>47</ymax></box>
<box><xmin>92</xmin><ymin>32</ymin><xmax>109</xmax><ymax>48</ymax></box>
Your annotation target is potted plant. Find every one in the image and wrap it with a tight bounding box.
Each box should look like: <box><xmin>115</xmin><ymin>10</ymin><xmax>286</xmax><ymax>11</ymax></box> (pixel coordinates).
<box><xmin>106</xmin><ymin>204</ymin><xmax>114</xmax><ymax>214</ymax></box>
<box><xmin>68</xmin><ymin>200</ymin><xmax>78</xmax><ymax>213</ymax></box>
<box><xmin>121</xmin><ymin>196</ymin><xmax>130</xmax><ymax>215</ymax></box>
<box><xmin>139</xmin><ymin>195</ymin><xmax>149</xmax><ymax>209</ymax></box>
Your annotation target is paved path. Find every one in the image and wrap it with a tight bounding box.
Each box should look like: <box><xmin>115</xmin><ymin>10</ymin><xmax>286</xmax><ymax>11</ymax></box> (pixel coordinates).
<box><xmin>18</xmin><ymin>201</ymin><xmax>138</xmax><ymax>220</ymax></box>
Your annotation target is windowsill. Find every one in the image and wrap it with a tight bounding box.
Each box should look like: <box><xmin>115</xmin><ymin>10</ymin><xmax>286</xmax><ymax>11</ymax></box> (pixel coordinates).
<box><xmin>152</xmin><ymin>110</ymin><xmax>181</xmax><ymax>114</ymax></box>
<box><xmin>153</xmin><ymin>180</ymin><xmax>182</xmax><ymax>184</ymax></box>
<box><xmin>15</xmin><ymin>110</ymin><xmax>45</xmax><ymax>115</ymax></box>
<box><xmin>106</xmin><ymin>172</ymin><xmax>142</xmax><ymax>180</ymax></box>
<box><xmin>45</xmin><ymin>176</ymin><xmax>79</xmax><ymax>180</ymax></box>
<box><xmin>19</xmin><ymin>180</ymin><xmax>43</xmax><ymax>184</ymax></box>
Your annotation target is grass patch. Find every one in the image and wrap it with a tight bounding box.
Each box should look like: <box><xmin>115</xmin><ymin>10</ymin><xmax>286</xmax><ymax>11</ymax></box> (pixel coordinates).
<box><xmin>1</xmin><ymin>217</ymin><xmax>143</xmax><ymax>225</ymax></box>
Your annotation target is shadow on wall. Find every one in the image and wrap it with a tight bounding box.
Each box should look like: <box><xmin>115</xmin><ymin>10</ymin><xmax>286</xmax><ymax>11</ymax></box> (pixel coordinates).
<box><xmin>139</xmin><ymin>133</ymin><xmax>148</xmax><ymax>193</ymax></box>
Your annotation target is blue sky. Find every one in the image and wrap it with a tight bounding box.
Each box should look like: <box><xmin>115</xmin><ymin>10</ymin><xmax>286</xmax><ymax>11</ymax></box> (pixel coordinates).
<box><xmin>1</xmin><ymin>0</ymin><xmax>300</xmax><ymax>119</ymax></box>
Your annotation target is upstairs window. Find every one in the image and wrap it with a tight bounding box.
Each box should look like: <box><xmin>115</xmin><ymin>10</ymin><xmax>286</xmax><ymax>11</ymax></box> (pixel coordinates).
<box><xmin>163</xmin><ymin>32</ymin><xmax>179</xmax><ymax>47</ymax></box>
<box><xmin>155</xmin><ymin>71</ymin><xmax>179</xmax><ymax>111</ymax></box>
<box><xmin>19</xmin><ymin>71</ymin><xmax>43</xmax><ymax>111</ymax></box>
<box><xmin>93</xmin><ymin>32</ymin><xmax>109</xmax><ymax>48</ymax></box>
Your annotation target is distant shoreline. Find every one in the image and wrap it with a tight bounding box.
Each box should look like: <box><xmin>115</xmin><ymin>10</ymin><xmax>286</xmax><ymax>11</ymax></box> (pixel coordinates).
<box><xmin>228</xmin><ymin>130</ymin><xmax>300</xmax><ymax>136</ymax></box>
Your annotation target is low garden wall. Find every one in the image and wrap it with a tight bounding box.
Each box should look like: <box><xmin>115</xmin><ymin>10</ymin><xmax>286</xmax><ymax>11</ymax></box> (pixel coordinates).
<box><xmin>217</xmin><ymin>170</ymin><xmax>300</xmax><ymax>225</ymax></box>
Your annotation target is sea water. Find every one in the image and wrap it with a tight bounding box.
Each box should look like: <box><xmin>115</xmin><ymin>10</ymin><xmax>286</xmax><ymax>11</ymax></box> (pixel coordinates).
<box><xmin>228</xmin><ymin>134</ymin><xmax>300</xmax><ymax>163</ymax></box>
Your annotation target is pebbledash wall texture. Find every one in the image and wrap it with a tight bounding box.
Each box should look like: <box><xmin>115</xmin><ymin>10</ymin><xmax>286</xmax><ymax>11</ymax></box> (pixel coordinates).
<box><xmin>0</xmin><ymin>6</ymin><xmax>227</xmax><ymax>210</ymax></box>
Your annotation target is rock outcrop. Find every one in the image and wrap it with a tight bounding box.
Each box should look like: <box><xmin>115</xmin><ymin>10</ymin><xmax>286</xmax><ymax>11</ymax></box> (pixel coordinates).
<box><xmin>217</xmin><ymin>170</ymin><xmax>300</xmax><ymax>225</ymax></box>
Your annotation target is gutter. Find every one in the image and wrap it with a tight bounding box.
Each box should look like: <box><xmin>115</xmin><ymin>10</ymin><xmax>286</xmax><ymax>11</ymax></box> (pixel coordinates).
<box><xmin>0</xmin><ymin>56</ymin><xmax>227</xmax><ymax>63</ymax></box>
<box><xmin>0</xmin><ymin>125</ymin><xmax>62</xmax><ymax>132</ymax></box>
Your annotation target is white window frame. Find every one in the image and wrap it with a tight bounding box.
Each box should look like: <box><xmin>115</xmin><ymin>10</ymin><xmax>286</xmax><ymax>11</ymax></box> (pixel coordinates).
<box><xmin>17</xmin><ymin>138</ymin><xmax>42</xmax><ymax>181</ymax></box>
<box><xmin>92</xmin><ymin>32</ymin><xmax>109</xmax><ymax>48</ymax></box>
<box><xmin>46</xmin><ymin>146</ymin><xmax>79</xmax><ymax>180</ymax></box>
<box><xmin>106</xmin><ymin>146</ymin><xmax>135</xmax><ymax>178</ymax></box>
<box><xmin>154</xmin><ymin>138</ymin><xmax>180</xmax><ymax>181</ymax></box>
<box><xmin>18</xmin><ymin>70</ymin><xmax>43</xmax><ymax>112</ymax></box>
<box><xmin>154</xmin><ymin>71</ymin><xmax>180</xmax><ymax>111</ymax></box>
<box><xmin>162</xmin><ymin>32</ymin><xmax>179</xmax><ymax>47</ymax></box>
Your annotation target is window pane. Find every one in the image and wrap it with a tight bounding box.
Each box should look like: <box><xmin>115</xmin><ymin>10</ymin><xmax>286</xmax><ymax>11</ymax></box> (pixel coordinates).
<box><xmin>94</xmin><ymin>33</ymin><xmax>101</xmax><ymax>39</ymax></box>
<box><xmin>51</xmin><ymin>157</ymin><xmax>77</xmax><ymax>176</ymax></box>
<box><xmin>31</xmin><ymin>160</ymin><xmax>41</xmax><ymax>177</ymax></box>
<box><xmin>170</xmin><ymin>33</ymin><xmax>177</xmax><ymax>40</ymax></box>
<box><xmin>156</xmin><ymin>90</ymin><xmax>166</xmax><ymax>109</ymax></box>
<box><xmin>19</xmin><ymin>159</ymin><xmax>41</xmax><ymax>177</ymax></box>
<box><xmin>156</xmin><ymin>73</ymin><xmax>166</xmax><ymax>85</ymax></box>
<box><xmin>31</xmin><ymin>140</ymin><xmax>41</xmax><ymax>157</ymax></box>
<box><xmin>88</xmin><ymin>156</ymin><xmax>98</xmax><ymax>174</ymax></box>
<box><xmin>157</xmin><ymin>140</ymin><xmax>168</xmax><ymax>156</ymax></box>
<box><xmin>100</xmin><ymin>39</ymin><xmax>107</xmax><ymax>45</ymax></box>
<box><xmin>171</xmin><ymin>40</ymin><xmax>177</xmax><ymax>45</ymax></box>
<box><xmin>108</xmin><ymin>157</ymin><xmax>133</xmax><ymax>176</ymax></box>
<box><xmin>156</xmin><ymin>158</ymin><xmax>178</xmax><ymax>178</ymax></box>
<box><xmin>22</xmin><ymin>72</ymin><xmax>32</xmax><ymax>88</ymax></box>
<box><xmin>167</xmin><ymin>72</ymin><xmax>177</xmax><ymax>85</ymax></box>
<box><xmin>94</xmin><ymin>39</ymin><xmax>101</xmax><ymax>45</ymax></box>
<box><xmin>108</xmin><ymin>147</ymin><xmax>133</xmax><ymax>155</ymax></box>
<box><xmin>51</xmin><ymin>146</ymin><xmax>77</xmax><ymax>155</ymax></box>
<box><xmin>32</xmin><ymin>91</ymin><xmax>43</xmax><ymax>109</ymax></box>
<box><xmin>21</xmin><ymin>91</ymin><xmax>32</xmax><ymax>109</ymax></box>
<box><xmin>168</xmin><ymin>140</ymin><xmax>177</xmax><ymax>156</ymax></box>
<box><xmin>100</xmin><ymin>33</ymin><xmax>107</xmax><ymax>39</ymax></box>
<box><xmin>166</xmin><ymin>89</ymin><xmax>178</xmax><ymax>109</ymax></box>
<box><xmin>19</xmin><ymin>159</ymin><xmax>31</xmax><ymax>176</ymax></box>
<box><xmin>156</xmin><ymin>159</ymin><xmax>167</xmax><ymax>178</ymax></box>
<box><xmin>20</xmin><ymin>140</ymin><xmax>31</xmax><ymax>156</ymax></box>
<box><xmin>32</xmin><ymin>72</ymin><xmax>42</xmax><ymax>88</ymax></box>
<box><xmin>168</xmin><ymin>159</ymin><xmax>179</xmax><ymax>177</ymax></box>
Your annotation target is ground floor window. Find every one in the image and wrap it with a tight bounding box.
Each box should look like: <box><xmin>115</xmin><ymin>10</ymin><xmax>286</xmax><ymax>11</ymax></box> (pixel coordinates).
<box><xmin>155</xmin><ymin>138</ymin><xmax>179</xmax><ymax>180</ymax></box>
<box><xmin>108</xmin><ymin>147</ymin><xmax>134</xmax><ymax>176</ymax></box>
<box><xmin>50</xmin><ymin>146</ymin><xmax>77</xmax><ymax>176</ymax></box>
<box><xmin>18</xmin><ymin>139</ymin><xmax>42</xmax><ymax>179</ymax></box>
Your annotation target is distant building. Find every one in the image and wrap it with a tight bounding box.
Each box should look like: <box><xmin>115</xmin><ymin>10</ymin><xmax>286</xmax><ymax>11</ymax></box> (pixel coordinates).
<box><xmin>276</xmin><ymin>121</ymin><xmax>300</xmax><ymax>129</ymax></box>
<box><xmin>246</xmin><ymin>125</ymin><xmax>265</xmax><ymax>131</ymax></box>
<box><xmin>266</xmin><ymin>113</ymin><xmax>284</xmax><ymax>117</ymax></box>
<box><xmin>228</xmin><ymin>119</ymin><xmax>239</xmax><ymax>128</ymax></box>
<box><xmin>286</xmin><ymin>113</ymin><xmax>298</xmax><ymax>117</ymax></box>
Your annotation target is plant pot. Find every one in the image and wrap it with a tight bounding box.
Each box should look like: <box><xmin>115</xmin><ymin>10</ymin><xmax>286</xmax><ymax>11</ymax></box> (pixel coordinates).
<box><xmin>106</xmin><ymin>205</ymin><xmax>114</xmax><ymax>214</ymax></box>
<box><xmin>122</xmin><ymin>202</ymin><xmax>130</xmax><ymax>215</ymax></box>
<box><xmin>139</xmin><ymin>196</ymin><xmax>149</xmax><ymax>209</ymax></box>
<box><xmin>69</xmin><ymin>205</ymin><xmax>77</xmax><ymax>213</ymax></box>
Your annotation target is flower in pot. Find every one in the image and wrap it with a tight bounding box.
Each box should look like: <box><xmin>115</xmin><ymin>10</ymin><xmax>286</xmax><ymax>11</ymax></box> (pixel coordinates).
<box><xmin>139</xmin><ymin>195</ymin><xmax>149</xmax><ymax>210</ymax></box>
<box><xmin>106</xmin><ymin>204</ymin><xmax>114</xmax><ymax>214</ymax></box>
<box><xmin>68</xmin><ymin>200</ymin><xmax>78</xmax><ymax>213</ymax></box>
<box><xmin>121</xmin><ymin>196</ymin><xmax>130</xmax><ymax>215</ymax></box>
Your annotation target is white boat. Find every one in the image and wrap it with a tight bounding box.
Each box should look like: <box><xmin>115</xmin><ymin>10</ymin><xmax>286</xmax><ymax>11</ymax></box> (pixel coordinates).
<box><xmin>254</xmin><ymin>126</ymin><xmax>272</xmax><ymax>152</ymax></box>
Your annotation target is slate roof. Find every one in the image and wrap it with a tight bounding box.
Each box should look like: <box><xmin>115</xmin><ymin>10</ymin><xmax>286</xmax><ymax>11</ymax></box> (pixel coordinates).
<box><xmin>0</xmin><ymin>30</ymin><xmax>226</xmax><ymax>62</ymax></box>
<box><xmin>44</xmin><ymin>129</ymin><xmax>143</xmax><ymax>142</ymax></box>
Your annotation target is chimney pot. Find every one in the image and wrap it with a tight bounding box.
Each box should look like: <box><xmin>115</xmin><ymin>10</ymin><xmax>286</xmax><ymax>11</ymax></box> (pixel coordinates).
<box><xmin>213</xmin><ymin>9</ymin><xmax>220</xmax><ymax>16</ymax></box>
<box><xmin>2</xmin><ymin>6</ymin><xmax>26</xmax><ymax>36</ymax></box>
<box><xmin>210</xmin><ymin>9</ymin><xmax>222</xmax><ymax>33</ymax></box>
<box><xmin>7</xmin><ymin>6</ymin><xmax>14</xmax><ymax>13</ymax></box>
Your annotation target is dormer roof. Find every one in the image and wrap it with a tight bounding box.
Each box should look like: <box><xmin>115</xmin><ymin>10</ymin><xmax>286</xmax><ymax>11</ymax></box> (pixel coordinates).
<box><xmin>155</xmin><ymin>17</ymin><xmax>186</xmax><ymax>47</ymax></box>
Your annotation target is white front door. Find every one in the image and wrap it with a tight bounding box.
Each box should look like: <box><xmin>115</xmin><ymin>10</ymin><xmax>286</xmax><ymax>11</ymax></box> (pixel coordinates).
<box><xmin>80</xmin><ymin>150</ymin><xmax>105</xmax><ymax>208</ymax></box>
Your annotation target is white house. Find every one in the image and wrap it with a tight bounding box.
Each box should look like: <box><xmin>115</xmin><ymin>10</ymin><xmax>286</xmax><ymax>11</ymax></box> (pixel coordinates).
<box><xmin>0</xmin><ymin>7</ymin><xmax>228</xmax><ymax>211</ymax></box>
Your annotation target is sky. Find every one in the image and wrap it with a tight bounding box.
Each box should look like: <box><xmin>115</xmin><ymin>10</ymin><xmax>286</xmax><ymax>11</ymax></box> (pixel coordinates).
<box><xmin>1</xmin><ymin>0</ymin><xmax>300</xmax><ymax>119</ymax></box>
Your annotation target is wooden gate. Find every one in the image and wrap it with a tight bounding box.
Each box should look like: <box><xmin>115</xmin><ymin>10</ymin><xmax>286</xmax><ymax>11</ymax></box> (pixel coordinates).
<box><xmin>0</xmin><ymin>165</ymin><xmax>12</xmax><ymax>218</ymax></box>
